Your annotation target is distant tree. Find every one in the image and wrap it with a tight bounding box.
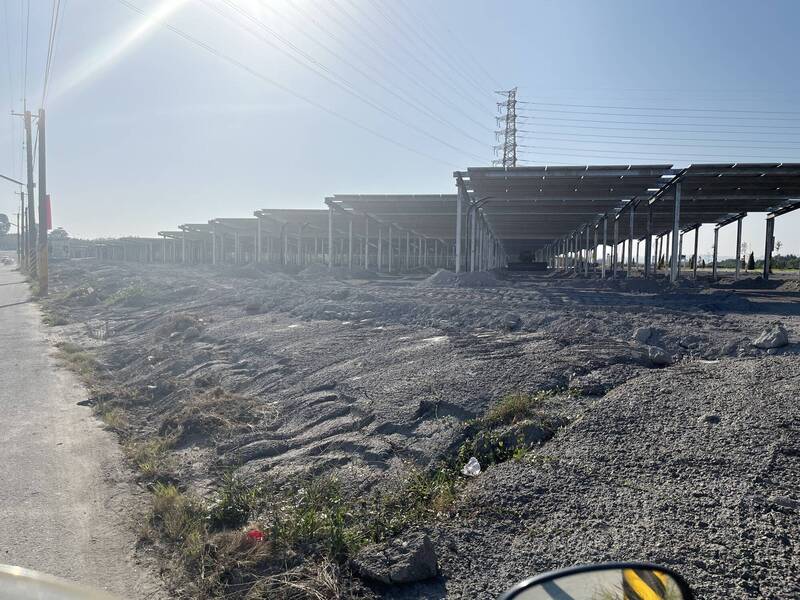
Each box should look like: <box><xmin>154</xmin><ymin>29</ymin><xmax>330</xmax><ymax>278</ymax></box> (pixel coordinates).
<box><xmin>50</xmin><ymin>227</ymin><xmax>69</xmax><ymax>239</ymax></box>
<box><xmin>0</xmin><ymin>214</ymin><xmax>9</xmax><ymax>235</ymax></box>
<box><xmin>775</xmin><ymin>240</ymin><xmax>783</xmax><ymax>254</ymax></box>
<box><xmin>700</xmin><ymin>258</ymin><xmax>706</xmax><ymax>268</ymax></box>
<box><xmin>747</xmin><ymin>251</ymin><xmax>756</xmax><ymax>270</ymax></box>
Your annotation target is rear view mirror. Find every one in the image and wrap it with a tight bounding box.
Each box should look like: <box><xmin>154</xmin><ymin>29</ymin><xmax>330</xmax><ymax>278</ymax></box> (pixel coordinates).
<box><xmin>501</xmin><ymin>562</ymin><xmax>694</xmax><ymax>600</ymax></box>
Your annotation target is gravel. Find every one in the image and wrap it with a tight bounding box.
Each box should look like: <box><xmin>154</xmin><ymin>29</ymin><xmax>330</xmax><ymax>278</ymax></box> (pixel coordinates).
<box><xmin>42</xmin><ymin>260</ymin><xmax>800</xmax><ymax>599</ymax></box>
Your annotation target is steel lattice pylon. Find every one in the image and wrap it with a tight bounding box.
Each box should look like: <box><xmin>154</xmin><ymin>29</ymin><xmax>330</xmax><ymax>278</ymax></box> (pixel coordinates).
<box><xmin>493</xmin><ymin>88</ymin><xmax>517</xmax><ymax>167</ymax></box>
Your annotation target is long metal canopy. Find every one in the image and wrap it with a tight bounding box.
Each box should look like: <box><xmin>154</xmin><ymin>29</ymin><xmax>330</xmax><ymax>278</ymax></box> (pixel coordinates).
<box><xmin>456</xmin><ymin>165</ymin><xmax>675</xmax><ymax>256</ymax></box>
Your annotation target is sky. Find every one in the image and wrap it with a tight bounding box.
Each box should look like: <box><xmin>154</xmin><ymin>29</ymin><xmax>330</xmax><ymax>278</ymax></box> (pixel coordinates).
<box><xmin>1</xmin><ymin>0</ymin><xmax>799</xmax><ymax>258</ymax></box>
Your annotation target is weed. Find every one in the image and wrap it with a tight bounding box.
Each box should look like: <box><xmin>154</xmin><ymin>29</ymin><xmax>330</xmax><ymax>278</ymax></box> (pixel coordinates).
<box><xmin>42</xmin><ymin>308</ymin><xmax>68</xmax><ymax>326</ymax></box>
<box><xmin>208</xmin><ymin>473</ymin><xmax>262</xmax><ymax>530</ymax></box>
<box><xmin>150</xmin><ymin>482</ymin><xmax>208</xmax><ymax>556</ymax></box>
<box><xmin>97</xmin><ymin>405</ymin><xmax>129</xmax><ymax>432</ymax></box>
<box><xmin>55</xmin><ymin>342</ymin><xmax>99</xmax><ymax>377</ymax></box>
<box><xmin>105</xmin><ymin>285</ymin><xmax>148</xmax><ymax>307</ymax></box>
<box><xmin>125</xmin><ymin>437</ymin><xmax>175</xmax><ymax>480</ymax></box>
<box><xmin>484</xmin><ymin>390</ymin><xmax>553</xmax><ymax>427</ymax></box>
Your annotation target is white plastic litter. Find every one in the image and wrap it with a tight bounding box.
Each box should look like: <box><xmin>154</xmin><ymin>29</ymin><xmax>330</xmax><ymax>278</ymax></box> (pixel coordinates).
<box><xmin>461</xmin><ymin>456</ymin><xmax>481</xmax><ymax>477</ymax></box>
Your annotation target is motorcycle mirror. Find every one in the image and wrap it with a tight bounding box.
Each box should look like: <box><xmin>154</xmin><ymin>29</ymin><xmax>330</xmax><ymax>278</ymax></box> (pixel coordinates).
<box><xmin>500</xmin><ymin>562</ymin><xmax>695</xmax><ymax>600</ymax></box>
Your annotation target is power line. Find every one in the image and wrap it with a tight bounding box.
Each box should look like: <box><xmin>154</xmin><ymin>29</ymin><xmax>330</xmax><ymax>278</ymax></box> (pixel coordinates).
<box><xmin>206</xmin><ymin>0</ymin><xmax>487</xmax><ymax>162</ymax></box>
<box><xmin>41</xmin><ymin>0</ymin><xmax>63</xmax><ymax>107</ymax></box>
<box><xmin>421</xmin><ymin>0</ymin><xmax>502</xmax><ymax>90</ymax></box>
<box><xmin>515</xmin><ymin>115</ymin><xmax>800</xmax><ymax>131</ymax></box>
<box><xmin>348</xmin><ymin>0</ymin><xmax>490</xmax><ymax>114</ymax></box>
<box><xmin>516</xmin><ymin>145</ymin><xmax>800</xmax><ymax>160</ymax></box>
<box><xmin>373</xmin><ymin>0</ymin><xmax>494</xmax><ymax>106</ymax></box>
<box><xmin>516</xmin><ymin>137</ymin><xmax>800</xmax><ymax>152</ymax></box>
<box><xmin>250</xmin><ymin>0</ymin><xmax>489</xmax><ymax>147</ymax></box>
<box><xmin>516</xmin><ymin>129</ymin><xmax>800</xmax><ymax>146</ymax></box>
<box><xmin>516</xmin><ymin>106</ymin><xmax>800</xmax><ymax>122</ymax></box>
<box><xmin>111</xmin><ymin>0</ymin><xmax>469</xmax><ymax>168</ymax></box>
<box><xmin>517</xmin><ymin>99</ymin><xmax>800</xmax><ymax>116</ymax></box>
<box><xmin>309</xmin><ymin>0</ymin><xmax>492</xmax><ymax>133</ymax></box>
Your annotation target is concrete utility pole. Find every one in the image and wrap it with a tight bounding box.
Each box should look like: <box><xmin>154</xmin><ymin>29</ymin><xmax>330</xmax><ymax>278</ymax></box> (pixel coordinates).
<box><xmin>24</xmin><ymin>111</ymin><xmax>36</xmax><ymax>273</ymax></box>
<box><xmin>37</xmin><ymin>109</ymin><xmax>49</xmax><ymax>296</ymax></box>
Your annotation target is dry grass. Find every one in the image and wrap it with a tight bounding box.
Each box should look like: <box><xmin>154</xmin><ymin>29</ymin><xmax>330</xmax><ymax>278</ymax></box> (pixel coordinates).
<box><xmin>484</xmin><ymin>390</ymin><xmax>552</xmax><ymax>426</ymax></box>
<box><xmin>125</xmin><ymin>436</ymin><xmax>175</xmax><ymax>480</ymax></box>
<box><xmin>55</xmin><ymin>342</ymin><xmax>100</xmax><ymax>378</ymax></box>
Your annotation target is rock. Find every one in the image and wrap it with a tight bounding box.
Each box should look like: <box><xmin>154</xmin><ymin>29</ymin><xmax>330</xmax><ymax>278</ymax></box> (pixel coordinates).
<box><xmin>770</xmin><ymin>495</ymin><xmax>799</xmax><ymax>510</ymax></box>
<box><xmin>183</xmin><ymin>326</ymin><xmax>201</xmax><ymax>341</ymax></box>
<box><xmin>699</xmin><ymin>413</ymin><xmax>720</xmax><ymax>425</ymax></box>
<box><xmin>633</xmin><ymin>326</ymin><xmax>653</xmax><ymax>343</ymax></box>
<box><xmin>500</xmin><ymin>419</ymin><xmax>555</xmax><ymax>448</ymax></box>
<box><xmin>501</xmin><ymin>313</ymin><xmax>521</xmax><ymax>331</ymax></box>
<box><xmin>679</xmin><ymin>335</ymin><xmax>701</xmax><ymax>350</ymax></box>
<box><xmin>646</xmin><ymin>345</ymin><xmax>672</xmax><ymax>367</ymax></box>
<box><xmin>753</xmin><ymin>323</ymin><xmax>789</xmax><ymax>349</ymax></box>
<box><xmin>352</xmin><ymin>532</ymin><xmax>438</xmax><ymax>584</ymax></box>
<box><xmin>244</xmin><ymin>302</ymin><xmax>263</xmax><ymax>315</ymax></box>
<box><xmin>169</xmin><ymin>331</ymin><xmax>181</xmax><ymax>341</ymax></box>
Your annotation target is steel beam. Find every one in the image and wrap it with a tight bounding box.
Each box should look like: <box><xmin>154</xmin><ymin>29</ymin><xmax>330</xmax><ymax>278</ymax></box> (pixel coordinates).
<box><xmin>670</xmin><ymin>183</ymin><xmax>681</xmax><ymax>282</ymax></box>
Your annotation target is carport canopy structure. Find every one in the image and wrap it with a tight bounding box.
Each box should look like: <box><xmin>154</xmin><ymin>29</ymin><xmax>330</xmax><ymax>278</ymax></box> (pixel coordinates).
<box><xmin>455</xmin><ymin>165</ymin><xmax>675</xmax><ymax>268</ymax></box>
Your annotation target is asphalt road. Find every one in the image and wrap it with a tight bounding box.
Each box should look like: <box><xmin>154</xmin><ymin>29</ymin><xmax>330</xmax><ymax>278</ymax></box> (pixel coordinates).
<box><xmin>0</xmin><ymin>257</ymin><xmax>163</xmax><ymax>599</ymax></box>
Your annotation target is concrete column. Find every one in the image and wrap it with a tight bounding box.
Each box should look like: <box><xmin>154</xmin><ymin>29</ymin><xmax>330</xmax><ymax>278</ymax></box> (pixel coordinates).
<box><xmin>388</xmin><ymin>226</ymin><xmax>393</xmax><ymax>272</ymax></box>
<box><xmin>735</xmin><ymin>216</ymin><xmax>742</xmax><ymax>281</ymax></box>
<box><xmin>763</xmin><ymin>217</ymin><xmax>775</xmax><ymax>280</ymax></box>
<box><xmin>377</xmin><ymin>227</ymin><xmax>383</xmax><ymax>273</ymax></box>
<box><xmin>644</xmin><ymin>203</ymin><xmax>653</xmax><ymax>278</ymax></box>
<box><xmin>405</xmin><ymin>231</ymin><xmax>411</xmax><ymax>271</ymax></box>
<box><xmin>627</xmin><ymin>205</ymin><xmax>635</xmax><ymax>276</ymax></box>
<box><xmin>712</xmin><ymin>227</ymin><xmax>719</xmax><ymax>280</ymax></box>
<box><xmin>364</xmin><ymin>218</ymin><xmax>369</xmax><ymax>269</ymax></box>
<box><xmin>692</xmin><ymin>226</ymin><xmax>699</xmax><ymax>280</ymax></box>
<box><xmin>348</xmin><ymin>218</ymin><xmax>353</xmax><ymax>270</ymax></box>
<box><xmin>677</xmin><ymin>232</ymin><xmax>683</xmax><ymax>277</ymax></box>
<box><xmin>612</xmin><ymin>218</ymin><xmax>619</xmax><ymax>277</ymax></box>
<box><xmin>327</xmin><ymin>204</ymin><xmax>334</xmax><ymax>271</ymax></box>
<box><xmin>592</xmin><ymin>226</ymin><xmax>598</xmax><ymax>274</ymax></box>
<box><xmin>182</xmin><ymin>232</ymin><xmax>186</xmax><ymax>264</ymax></box>
<box><xmin>235</xmin><ymin>232</ymin><xmax>241</xmax><ymax>265</ymax></box>
<box><xmin>602</xmin><ymin>218</ymin><xmax>607</xmax><ymax>277</ymax></box>
<box><xmin>455</xmin><ymin>184</ymin><xmax>463</xmax><ymax>273</ymax></box>
<box><xmin>256</xmin><ymin>217</ymin><xmax>262</xmax><ymax>263</ymax></box>
<box><xmin>670</xmin><ymin>183</ymin><xmax>682</xmax><ymax>282</ymax></box>
<box><xmin>283</xmin><ymin>230</ymin><xmax>289</xmax><ymax>267</ymax></box>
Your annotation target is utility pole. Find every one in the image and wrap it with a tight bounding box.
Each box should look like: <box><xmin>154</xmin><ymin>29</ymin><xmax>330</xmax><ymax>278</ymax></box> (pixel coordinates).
<box><xmin>24</xmin><ymin>110</ymin><xmax>37</xmax><ymax>274</ymax></box>
<box><xmin>37</xmin><ymin>108</ymin><xmax>49</xmax><ymax>295</ymax></box>
<box><xmin>493</xmin><ymin>87</ymin><xmax>517</xmax><ymax>167</ymax></box>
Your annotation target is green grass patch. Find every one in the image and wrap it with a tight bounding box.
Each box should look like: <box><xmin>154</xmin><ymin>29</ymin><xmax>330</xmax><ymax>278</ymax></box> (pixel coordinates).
<box><xmin>105</xmin><ymin>284</ymin><xmax>148</xmax><ymax>307</ymax></box>
<box><xmin>125</xmin><ymin>436</ymin><xmax>175</xmax><ymax>481</ymax></box>
<box><xmin>55</xmin><ymin>342</ymin><xmax>100</xmax><ymax>377</ymax></box>
<box><xmin>484</xmin><ymin>390</ymin><xmax>553</xmax><ymax>427</ymax></box>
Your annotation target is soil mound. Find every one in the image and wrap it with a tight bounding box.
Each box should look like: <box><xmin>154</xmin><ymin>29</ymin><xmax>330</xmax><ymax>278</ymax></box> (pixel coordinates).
<box><xmin>418</xmin><ymin>269</ymin><xmax>507</xmax><ymax>288</ymax></box>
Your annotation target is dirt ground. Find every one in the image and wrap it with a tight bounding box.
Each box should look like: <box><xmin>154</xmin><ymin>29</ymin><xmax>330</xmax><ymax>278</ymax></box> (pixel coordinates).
<box><xmin>41</xmin><ymin>259</ymin><xmax>800</xmax><ymax>599</ymax></box>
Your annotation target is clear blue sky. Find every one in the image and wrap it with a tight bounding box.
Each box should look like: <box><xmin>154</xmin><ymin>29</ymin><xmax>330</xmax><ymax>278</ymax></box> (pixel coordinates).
<box><xmin>2</xmin><ymin>0</ymin><xmax>799</xmax><ymax>257</ymax></box>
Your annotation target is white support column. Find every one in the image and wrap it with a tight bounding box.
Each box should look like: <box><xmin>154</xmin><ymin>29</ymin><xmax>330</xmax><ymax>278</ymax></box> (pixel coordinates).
<box><xmin>712</xmin><ymin>227</ymin><xmax>719</xmax><ymax>280</ymax></box>
<box><xmin>735</xmin><ymin>216</ymin><xmax>742</xmax><ymax>281</ymax></box>
<box><xmin>627</xmin><ymin>205</ymin><xmax>635</xmax><ymax>276</ymax></box>
<box><xmin>692</xmin><ymin>225</ymin><xmax>699</xmax><ymax>280</ymax></box>
<box><xmin>212</xmin><ymin>226</ymin><xmax>217</xmax><ymax>266</ymax></box>
<box><xmin>256</xmin><ymin>217</ymin><xmax>262</xmax><ymax>263</ymax></box>
<box><xmin>455</xmin><ymin>182</ymin><xmax>463</xmax><ymax>273</ymax></box>
<box><xmin>327</xmin><ymin>203</ymin><xmax>334</xmax><ymax>271</ymax></box>
<box><xmin>388</xmin><ymin>225</ymin><xmax>393</xmax><ymax>272</ymax></box>
<box><xmin>602</xmin><ymin>218</ymin><xmax>607</xmax><ymax>277</ymax></box>
<box><xmin>670</xmin><ymin>183</ymin><xmax>682</xmax><ymax>282</ymax></box>
<box><xmin>405</xmin><ymin>231</ymin><xmax>411</xmax><ymax>271</ymax></box>
<box><xmin>364</xmin><ymin>217</ymin><xmax>369</xmax><ymax>269</ymax></box>
<box><xmin>612</xmin><ymin>219</ymin><xmax>619</xmax><ymax>277</ymax></box>
<box><xmin>348</xmin><ymin>218</ymin><xmax>353</xmax><ymax>270</ymax></box>
<box><xmin>585</xmin><ymin>227</ymin><xmax>590</xmax><ymax>276</ymax></box>
<box><xmin>377</xmin><ymin>227</ymin><xmax>383</xmax><ymax>273</ymax></box>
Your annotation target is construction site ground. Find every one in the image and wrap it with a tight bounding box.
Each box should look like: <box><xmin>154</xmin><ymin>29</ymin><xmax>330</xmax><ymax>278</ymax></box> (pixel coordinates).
<box><xmin>40</xmin><ymin>259</ymin><xmax>800</xmax><ymax>599</ymax></box>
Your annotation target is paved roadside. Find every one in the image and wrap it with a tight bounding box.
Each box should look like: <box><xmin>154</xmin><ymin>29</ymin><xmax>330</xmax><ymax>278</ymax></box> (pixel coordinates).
<box><xmin>0</xmin><ymin>260</ymin><xmax>164</xmax><ymax>599</ymax></box>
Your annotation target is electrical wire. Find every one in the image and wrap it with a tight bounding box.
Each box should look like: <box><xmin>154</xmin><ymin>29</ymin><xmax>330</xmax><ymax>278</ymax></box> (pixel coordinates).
<box><xmin>41</xmin><ymin>0</ymin><xmax>63</xmax><ymax>107</ymax></box>
<box><xmin>309</xmin><ymin>0</ymin><xmax>492</xmax><ymax>133</ymax></box>
<box><xmin>250</xmin><ymin>0</ymin><xmax>489</xmax><ymax>147</ymax></box>
<box><xmin>349</xmin><ymin>0</ymin><xmax>490</xmax><ymax>114</ymax></box>
<box><xmin>111</xmin><ymin>0</ymin><xmax>472</xmax><ymax>168</ymax></box>
<box><xmin>206</xmin><ymin>0</ymin><xmax>487</xmax><ymax>162</ymax></box>
<box><xmin>516</xmin><ymin>137</ymin><xmax>800</xmax><ymax>152</ymax></box>
<box><xmin>515</xmin><ymin>129</ymin><xmax>799</xmax><ymax>146</ymax></box>
<box><xmin>517</xmin><ymin>99</ymin><xmax>800</xmax><ymax>116</ymax></box>
<box><xmin>514</xmin><ymin>115</ymin><xmax>800</xmax><ymax>132</ymax></box>
<box><xmin>516</xmin><ymin>106</ymin><xmax>800</xmax><ymax>122</ymax></box>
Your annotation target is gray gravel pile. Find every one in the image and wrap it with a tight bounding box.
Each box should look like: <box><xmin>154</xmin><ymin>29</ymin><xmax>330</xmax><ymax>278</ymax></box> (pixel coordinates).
<box><xmin>42</xmin><ymin>260</ymin><xmax>800</xmax><ymax>598</ymax></box>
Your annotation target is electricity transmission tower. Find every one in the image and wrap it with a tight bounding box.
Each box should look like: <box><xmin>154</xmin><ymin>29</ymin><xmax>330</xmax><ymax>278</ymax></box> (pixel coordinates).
<box><xmin>493</xmin><ymin>88</ymin><xmax>517</xmax><ymax>167</ymax></box>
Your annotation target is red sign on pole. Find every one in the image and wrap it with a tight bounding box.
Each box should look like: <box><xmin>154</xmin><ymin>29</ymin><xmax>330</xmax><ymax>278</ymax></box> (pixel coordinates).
<box><xmin>45</xmin><ymin>194</ymin><xmax>52</xmax><ymax>230</ymax></box>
